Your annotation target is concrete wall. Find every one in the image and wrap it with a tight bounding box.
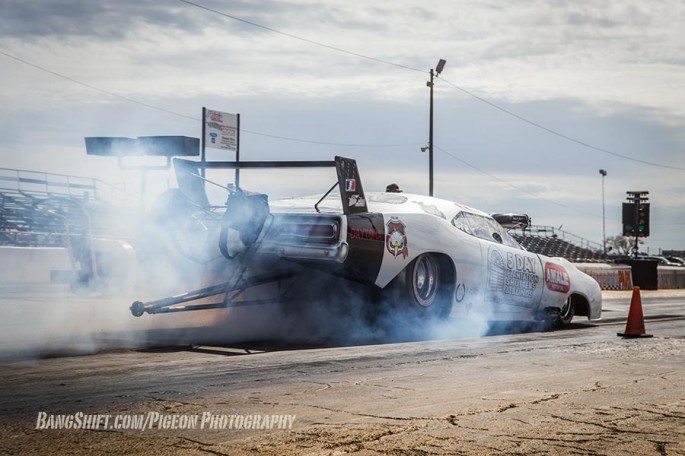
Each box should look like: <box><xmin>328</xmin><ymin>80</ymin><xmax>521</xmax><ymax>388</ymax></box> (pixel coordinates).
<box><xmin>577</xmin><ymin>262</ymin><xmax>685</xmax><ymax>290</ymax></box>
<box><xmin>0</xmin><ymin>246</ymin><xmax>72</xmax><ymax>284</ymax></box>
<box><xmin>577</xmin><ymin>263</ymin><xmax>634</xmax><ymax>290</ymax></box>
<box><xmin>658</xmin><ymin>266</ymin><xmax>685</xmax><ymax>289</ymax></box>
<box><xmin>0</xmin><ymin>239</ymin><xmax>137</xmax><ymax>292</ymax></box>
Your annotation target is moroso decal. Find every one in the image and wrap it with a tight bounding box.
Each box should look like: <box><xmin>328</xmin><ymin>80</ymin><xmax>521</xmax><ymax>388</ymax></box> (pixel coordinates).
<box><xmin>544</xmin><ymin>262</ymin><xmax>571</xmax><ymax>293</ymax></box>
<box><xmin>386</xmin><ymin>217</ymin><xmax>409</xmax><ymax>258</ymax></box>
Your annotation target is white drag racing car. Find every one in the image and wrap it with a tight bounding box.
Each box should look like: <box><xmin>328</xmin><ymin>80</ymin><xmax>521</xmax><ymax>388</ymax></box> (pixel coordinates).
<box><xmin>132</xmin><ymin>157</ymin><xmax>602</xmax><ymax>328</ymax></box>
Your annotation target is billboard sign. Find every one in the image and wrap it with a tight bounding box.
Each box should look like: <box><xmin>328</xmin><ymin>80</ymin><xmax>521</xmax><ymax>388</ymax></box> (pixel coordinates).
<box><xmin>204</xmin><ymin>109</ymin><xmax>238</xmax><ymax>151</ymax></box>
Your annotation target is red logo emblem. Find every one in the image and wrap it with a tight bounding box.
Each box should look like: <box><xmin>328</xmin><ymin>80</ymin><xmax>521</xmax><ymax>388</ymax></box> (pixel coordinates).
<box><xmin>544</xmin><ymin>262</ymin><xmax>570</xmax><ymax>293</ymax></box>
<box><xmin>386</xmin><ymin>217</ymin><xmax>408</xmax><ymax>258</ymax></box>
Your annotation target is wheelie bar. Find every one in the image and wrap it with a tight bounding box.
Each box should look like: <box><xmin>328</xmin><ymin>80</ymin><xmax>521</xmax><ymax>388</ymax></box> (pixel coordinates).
<box><xmin>129</xmin><ymin>273</ymin><xmax>295</xmax><ymax>317</ymax></box>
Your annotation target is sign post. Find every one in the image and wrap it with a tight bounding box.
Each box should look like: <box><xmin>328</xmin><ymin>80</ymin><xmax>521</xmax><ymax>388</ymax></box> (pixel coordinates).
<box><xmin>236</xmin><ymin>113</ymin><xmax>241</xmax><ymax>188</ymax></box>
<box><xmin>201</xmin><ymin>107</ymin><xmax>207</xmax><ymax>179</ymax></box>
<box><xmin>202</xmin><ymin>108</ymin><xmax>240</xmax><ymax>186</ymax></box>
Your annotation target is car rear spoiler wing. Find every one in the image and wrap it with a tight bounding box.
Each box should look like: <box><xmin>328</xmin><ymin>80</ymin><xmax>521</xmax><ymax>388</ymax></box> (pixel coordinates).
<box><xmin>172</xmin><ymin>155</ymin><xmax>368</xmax><ymax>215</ymax></box>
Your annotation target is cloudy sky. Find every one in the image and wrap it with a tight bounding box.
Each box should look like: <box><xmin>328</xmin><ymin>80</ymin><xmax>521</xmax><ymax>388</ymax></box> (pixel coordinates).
<box><xmin>1</xmin><ymin>0</ymin><xmax>684</xmax><ymax>251</ymax></box>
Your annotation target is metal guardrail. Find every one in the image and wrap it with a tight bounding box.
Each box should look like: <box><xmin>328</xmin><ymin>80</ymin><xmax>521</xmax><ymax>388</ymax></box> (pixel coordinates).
<box><xmin>0</xmin><ymin>167</ymin><xmax>140</xmax><ymax>206</ymax></box>
<box><xmin>510</xmin><ymin>224</ymin><xmax>604</xmax><ymax>253</ymax></box>
<box><xmin>0</xmin><ymin>167</ymin><xmax>141</xmax><ymax>248</ymax></box>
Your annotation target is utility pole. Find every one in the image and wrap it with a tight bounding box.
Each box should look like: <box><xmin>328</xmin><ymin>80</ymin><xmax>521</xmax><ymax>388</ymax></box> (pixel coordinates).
<box><xmin>426</xmin><ymin>59</ymin><xmax>446</xmax><ymax>197</ymax></box>
<box><xmin>428</xmin><ymin>67</ymin><xmax>434</xmax><ymax>197</ymax></box>
<box><xmin>599</xmin><ymin>169</ymin><xmax>607</xmax><ymax>254</ymax></box>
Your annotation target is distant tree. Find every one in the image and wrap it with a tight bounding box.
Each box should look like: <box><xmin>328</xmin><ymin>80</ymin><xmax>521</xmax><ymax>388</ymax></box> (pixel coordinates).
<box><xmin>606</xmin><ymin>235</ymin><xmax>633</xmax><ymax>255</ymax></box>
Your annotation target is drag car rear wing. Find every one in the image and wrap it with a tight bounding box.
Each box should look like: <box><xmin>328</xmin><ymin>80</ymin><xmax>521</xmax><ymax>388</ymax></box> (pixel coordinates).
<box><xmin>173</xmin><ymin>155</ymin><xmax>368</xmax><ymax>215</ymax></box>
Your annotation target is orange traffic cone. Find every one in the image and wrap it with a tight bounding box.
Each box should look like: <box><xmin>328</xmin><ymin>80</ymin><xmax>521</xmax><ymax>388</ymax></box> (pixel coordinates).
<box><xmin>618</xmin><ymin>286</ymin><xmax>653</xmax><ymax>338</ymax></box>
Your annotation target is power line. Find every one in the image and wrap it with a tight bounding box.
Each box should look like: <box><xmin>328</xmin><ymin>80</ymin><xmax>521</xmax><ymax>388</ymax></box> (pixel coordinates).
<box><xmin>0</xmin><ymin>49</ymin><xmax>197</xmax><ymax>121</ymax></box>
<box><xmin>178</xmin><ymin>0</ymin><xmax>424</xmax><ymax>74</ymax></box>
<box><xmin>435</xmin><ymin>146</ymin><xmax>598</xmax><ymax>218</ymax></box>
<box><xmin>180</xmin><ymin>0</ymin><xmax>685</xmax><ymax>172</ymax></box>
<box><xmin>3</xmin><ymin>46</ymin><xmax>675</xmax><ymax>226</ymax></box>
<box><xmin>438</xmin><ymin>78</ymin><xmax>685</xmax><ymax>172</ymax></box>
<box><xmin>0</xmin><ymin>48</ymin><xmax>667</xmax><ymax>214</ymax></box>
<box><xmin>240</xmin><ymin>129</ymin><xmax>417</xmax><ymax>148</ymax></box>
<box><xmin>3</xmin><ymin>40</ymin><xmax>599</xmax><ymax>216</ymax></box>
<box><xmin>6</xmin><ymin>1</ymin><xmax>685</xmax><ymax>172</ymax></box>
<box><xmin>0</xmin><ymin>49</ymin><xmax>414</xmax><ymax>149</ymax></box>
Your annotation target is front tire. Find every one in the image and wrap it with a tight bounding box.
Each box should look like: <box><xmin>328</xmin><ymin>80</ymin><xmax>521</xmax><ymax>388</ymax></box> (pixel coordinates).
<box><xmin>556</xmin><ymin>296</ymin><xmax>575</xmax><ymax>327</ymax></box>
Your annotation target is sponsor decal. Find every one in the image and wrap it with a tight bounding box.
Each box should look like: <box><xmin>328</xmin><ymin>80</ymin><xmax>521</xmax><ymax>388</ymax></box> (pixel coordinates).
<box><xmin>619</xmin><ymin>270</ymin><xmax>632</xmax><ymax>288</ymax></box>
<box><xmin>348</xmin><ymin>195</ymin><xmax>366</xmax><ymax>208</ymax></box>
<box><xmin>487</xmin><ymin>247</ymin><xmax>539</xmax><ymax>306</ymax></box>
<box><xmin>335</xmin><ymin>156</ymin><xmax>367</xmax><ymax>214</ymax></box>
<box><xmin>204</xmin><ymin>109</ymin><xmax>238</xmax><ymax>151</ymax></box>
<box><xmin>583</xmin><ymin>269</ymin><xmax>632</xmax><ymax>290</ymax></box>
<box><xmin>544</xmin><ymin>262</ymin><xmax>571</xmax><ymax>293</ymax></box>
<box><xmin>386</xmin><ymin>217</ymin><xmax>409</xmax><ymax>258</ymax></box>
<box><xmin>455</xmin><ymin>283</ymin><xmax>466</xmax><ymax>302</ymax></box>
<box><xmin>345</xmin><ymin>213</ymin><xmax>385</xmax><ymax>281</ymax></box>
<box><xmin>348</xmin><ymin>226</ymin><xmax>383</xmax><ymax>241</ymax></box>
<box><xmin>345</xmin><ymin>178</ymin><xmax>356</xmax><ymax>192</ymax></box>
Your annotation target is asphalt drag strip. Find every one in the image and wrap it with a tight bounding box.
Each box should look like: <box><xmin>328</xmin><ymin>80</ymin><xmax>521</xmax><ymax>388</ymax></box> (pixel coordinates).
<box><xmin>0</xmin><ymin>291</ymin><xmax>684</xmax><ymax>454</ymax></box>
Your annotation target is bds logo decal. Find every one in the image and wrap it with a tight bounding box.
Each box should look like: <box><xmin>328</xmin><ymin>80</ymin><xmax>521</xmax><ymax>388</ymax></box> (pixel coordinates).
<box><xmin>544</xmin><ymin>262</ymin><xmax>570</xmax><ymax>293</ymax></box>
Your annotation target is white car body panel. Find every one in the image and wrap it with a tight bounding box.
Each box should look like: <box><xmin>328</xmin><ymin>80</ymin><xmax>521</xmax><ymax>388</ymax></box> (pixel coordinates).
<box><xmin>268</xmin><ymin>191</ymin><xmax>602</xmax><ymax>322</ymax></box>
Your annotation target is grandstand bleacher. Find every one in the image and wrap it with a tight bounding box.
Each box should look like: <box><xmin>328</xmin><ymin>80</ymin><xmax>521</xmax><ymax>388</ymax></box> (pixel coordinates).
<box><xmin>0</xmin><ymin>168</ymin><xmax>135</xmax><ymax>248</ymax></box>
<box><xmin>510</xmin><ymin>225</ymin><xmax>608</xmax><ymax>263</ymax></box>
<box><xmin>0</xmin><ymin>168</ymin><xmax>142</xmax><ymax>291</ymax></box>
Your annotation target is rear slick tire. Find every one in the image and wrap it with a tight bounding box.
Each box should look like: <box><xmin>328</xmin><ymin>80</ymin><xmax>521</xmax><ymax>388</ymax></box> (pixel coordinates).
<box><xmin>391</xmin><ymin>253</ymin><xmax>453</xmax><ymax>320</ymax></box>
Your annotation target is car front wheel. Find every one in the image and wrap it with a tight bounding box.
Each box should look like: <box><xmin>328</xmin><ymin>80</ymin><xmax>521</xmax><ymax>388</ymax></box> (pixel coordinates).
<box><xmin>556</xmin><ymin>296</ymin><xmax>575</xmax><ymax>327</ymax></box>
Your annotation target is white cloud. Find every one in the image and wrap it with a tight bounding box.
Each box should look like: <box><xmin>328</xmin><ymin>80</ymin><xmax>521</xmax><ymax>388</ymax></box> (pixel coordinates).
<box><xmin>1</xmin><ymin>0</ymin><xmax>684</xmax><ymax>251</ymax></box>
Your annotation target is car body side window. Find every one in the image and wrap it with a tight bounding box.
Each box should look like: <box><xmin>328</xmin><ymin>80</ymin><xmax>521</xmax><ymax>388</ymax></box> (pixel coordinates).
<box><xmin>487</xmin><ymin>218</ymin><xmax>521</xmax><ymax>249</ymax></box>
<box><xmin>451</xmin><ymin>211</ymin><xmax>473</xmax><ymax>235</ymax></box>
<box><xmin>452</xmin><ymin>212</ymin><xmax>522</xmax><ymax>249</ymax></box>
<box><xmin>469</xmin><ymin>214</ymin><xmax>493</xmax><ymax>241</ymax></box>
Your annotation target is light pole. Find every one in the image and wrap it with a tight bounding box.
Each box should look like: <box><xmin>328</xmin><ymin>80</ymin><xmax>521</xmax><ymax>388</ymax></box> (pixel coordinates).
<box><xmin>599</xmin><ymin>169</ymin><xmax>607</xmax><ymax>254</ymax></box>
<box><xmin>426</xmin><ymin>59</ymin><xmax>446</xmax><ymax>197</ymax></box>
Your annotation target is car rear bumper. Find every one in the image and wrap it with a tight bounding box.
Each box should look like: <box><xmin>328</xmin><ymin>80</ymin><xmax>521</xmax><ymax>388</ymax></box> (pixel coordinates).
<box><xmin>259</xmin><ymin>240</ymin><xmax>349</xmax><ymax>263</ymax></box>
